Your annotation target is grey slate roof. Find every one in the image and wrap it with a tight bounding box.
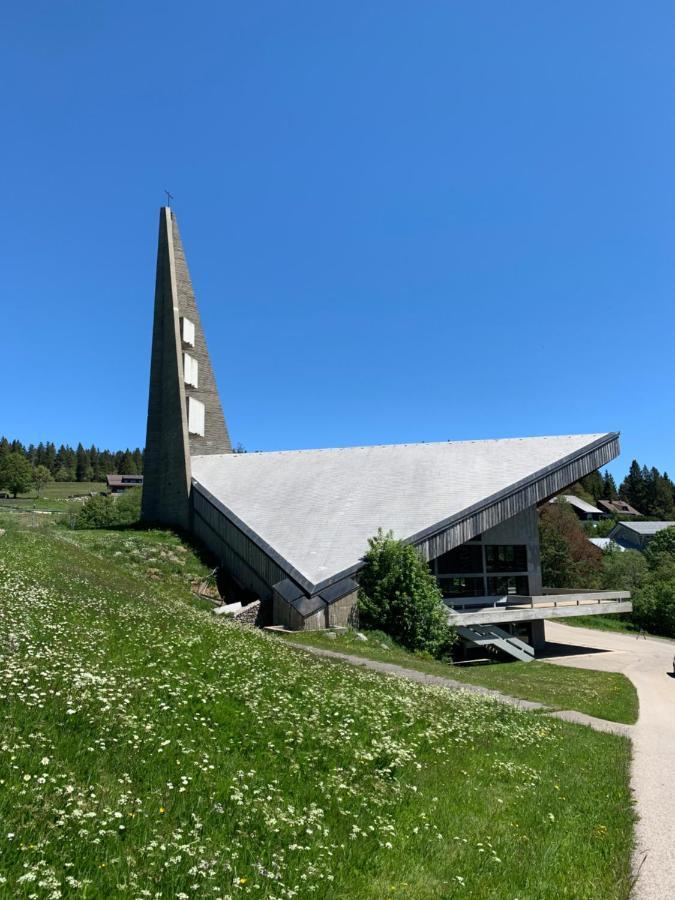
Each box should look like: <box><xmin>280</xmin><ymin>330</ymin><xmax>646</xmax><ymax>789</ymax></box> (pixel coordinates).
<box><xmin>191</xmin><ymin>433</ymin><xmax>614</xmax><ymax>590</ymax></box>
<box><xmin>614</xmin><ymin>521</ymin><xmax>675</xmax><ymax>535</ymax></box>
<box><xmin>551</xmin><ymin>494</ymin><xmax>603</xmax><ymax>515</ymax></box>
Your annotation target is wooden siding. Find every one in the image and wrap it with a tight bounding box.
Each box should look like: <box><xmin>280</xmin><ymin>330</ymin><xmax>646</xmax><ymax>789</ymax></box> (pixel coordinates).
<box><xmin>412</xmin><ymin>436</ymin><xmax>618</xmax><ymax>565</ymax></box>
<box><xmin>192</xmin><ymin>488</ymin><xmax>288</xmax><ymax>600</ymax></box>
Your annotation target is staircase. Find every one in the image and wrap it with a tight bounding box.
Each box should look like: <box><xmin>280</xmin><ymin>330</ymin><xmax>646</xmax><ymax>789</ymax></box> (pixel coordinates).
<box><xmin>457</xmin><ymin>624</ymin><xmax>535</xmax><ymax>662</ymax></box>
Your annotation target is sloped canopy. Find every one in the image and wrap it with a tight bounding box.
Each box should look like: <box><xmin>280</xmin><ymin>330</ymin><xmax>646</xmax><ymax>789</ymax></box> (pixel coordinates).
<box><xmin>191</xmin><ymin>432</ymin><xmax>618</xmax><ymax>594</ymax></box>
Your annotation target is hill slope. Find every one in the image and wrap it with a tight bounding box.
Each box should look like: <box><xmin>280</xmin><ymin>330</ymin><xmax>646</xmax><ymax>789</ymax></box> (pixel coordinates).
<box><xmin>0</xmin><ymin>518</ymin><xmax>633</xmax><ymax>898</ymax></box>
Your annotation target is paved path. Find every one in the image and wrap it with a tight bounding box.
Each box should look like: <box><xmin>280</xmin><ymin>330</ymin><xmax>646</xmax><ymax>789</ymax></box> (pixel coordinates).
<box><xmin>543</xmin><ymin>621</ymin><xmax>675</xmax><ymax>900</ymax></box>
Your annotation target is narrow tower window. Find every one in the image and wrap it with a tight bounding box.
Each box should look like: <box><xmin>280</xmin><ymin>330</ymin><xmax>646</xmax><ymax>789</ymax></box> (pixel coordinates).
<box><xmin>183</xmin><ymin>352</ymin><xmax>199</xmax><ymax>388</ymax></box>
<box><xmin>188</xmin><ymin>397</ymin><xmax>205</xmax><ymax>436</ymax></box>
<box><xmin>181</xmin><ymin>317</ymin><xmax>195</xmax><ymax>347</ymax></box>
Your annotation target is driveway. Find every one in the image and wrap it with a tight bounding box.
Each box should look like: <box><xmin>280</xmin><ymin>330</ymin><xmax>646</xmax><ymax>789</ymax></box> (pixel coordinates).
<box><xmin>543</xmin><ymin>621</ymin><xmax>675</xmax><ymax>900</ymax></box>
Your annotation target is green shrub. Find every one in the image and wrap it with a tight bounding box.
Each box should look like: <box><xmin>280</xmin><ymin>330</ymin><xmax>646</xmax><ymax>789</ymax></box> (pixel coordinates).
<box><xmin>357</xmin><ymin>529</ymin><xmax>455</xmax><ymax>657</ymax></box>
<box><xmin>645</xmin><ymin>525</ymin><xmax>675</xmax><ymax>561</ymax></box>
<box><xmin>601</xmin><ymin>549</ymin><xmax>648</xmax><ymax>592</ymax></box>
<box><xmin>74</xmin><ymin>488</ymin><xmax>141</xmax><ymax>529</ymax></box>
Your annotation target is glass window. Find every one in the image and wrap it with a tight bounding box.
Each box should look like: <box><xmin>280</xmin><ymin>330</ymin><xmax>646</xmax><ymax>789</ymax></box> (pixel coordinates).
<box><xmin>485</xmin><ymin>545</ymin><xmax>527</xmax><ymax>573</ymax></box>
<box><xmin>435</xmin><ymin>544</ymin><xmax>483</xmax><ymax>574</ymax></box>
<box><xmin>438</xmin><ymin>576</ymin><xmax>485</xmax><ymax>599</ymax></box>
<box><xmin>487</xmin><ymin>575</ymin><xmax>529</xmax><ymax>596</ymax></box>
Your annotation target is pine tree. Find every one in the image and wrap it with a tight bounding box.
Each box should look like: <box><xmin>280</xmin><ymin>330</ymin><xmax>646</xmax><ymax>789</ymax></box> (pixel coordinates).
<box><xmin>620</xmin><ymin>460</ymin><xmax>646</xmax><ymax>511</ymax></box>
<box><xmin>75</xmin><ymin>444</ymin><xmax>93</xmax><ymax>482</ymax></box>
<box><xmin>118</xmin><ymin>451</ymin><xmax>138</xmax><ymax>475</ymax></box>
<box><xmin>579</xmin><ymin>471</ymin><xmax>604</xmax><ymax>503</ymax></box>
<box><xmin>602</xmin><ymin>471</ymin><xmax>618</xmax><ymax>499</ymax></box>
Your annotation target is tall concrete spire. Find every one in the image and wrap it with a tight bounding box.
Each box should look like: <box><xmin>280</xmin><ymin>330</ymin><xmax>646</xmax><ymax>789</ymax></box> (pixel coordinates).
<box><xmin>141</xmin><ymin>207</ymin><xmax>231</xmax><ymax>527</ymax></box>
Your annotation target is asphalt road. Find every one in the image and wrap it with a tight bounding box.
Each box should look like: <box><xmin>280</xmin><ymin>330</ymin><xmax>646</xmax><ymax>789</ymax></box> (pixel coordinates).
<box><xmin>543</xmin><ymin>621</ymin><xmax>675</xmax><ymax>900</ymax></box>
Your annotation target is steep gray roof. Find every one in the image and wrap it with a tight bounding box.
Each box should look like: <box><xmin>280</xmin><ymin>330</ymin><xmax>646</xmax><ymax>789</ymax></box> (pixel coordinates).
<box><xmin>552</xmin><ymin>494</ymin><xmax>603</xmax><ymax>515</ymax></box>
<box><xmin>191</xmin><ymin>432</ymin><xmax>617</xmax><ymax>591</ymax></box>
<box><xmin>615</xmin><ymin>521</ymin><xmax>675</xmax><ymax>535</ymax></box>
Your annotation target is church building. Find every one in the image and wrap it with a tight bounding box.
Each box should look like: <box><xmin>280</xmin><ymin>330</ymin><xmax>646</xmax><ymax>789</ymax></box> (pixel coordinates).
<box><xmin>141</xmin><ymin>207</ymin><xmax>631</xmax><ymax>658</ymax></box>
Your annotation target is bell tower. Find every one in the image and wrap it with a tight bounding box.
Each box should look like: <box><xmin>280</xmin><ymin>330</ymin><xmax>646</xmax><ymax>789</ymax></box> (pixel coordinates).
<box><xmin>141</xmin><ymin>207</ymin><xmax>231</xmax><ymax>527</ymax></box>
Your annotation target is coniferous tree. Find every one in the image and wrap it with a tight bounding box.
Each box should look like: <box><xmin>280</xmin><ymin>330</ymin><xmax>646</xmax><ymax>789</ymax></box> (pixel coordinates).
<box><xmin>620</xmin><ymin>460</ymin><xmax>646</xmax><ymax>511</ymax></box>
<box><xmin>602</xmin><ymin>471</ymin><xmax>618</xmax><ymax>499</ymax></box>
<box><xmin>118</xmin><ymin>451</ymin><xmax>138</xmax><ymax>475</ymax></box>
<box><xmin>579</xmin><ymin>471</ymin><xmax>604</xmax><ymax>503</ymax></box>
<box><xmin>75</xmin><ymin>443</ymin><xmax>93</xmax><ymax>482</ymax></box>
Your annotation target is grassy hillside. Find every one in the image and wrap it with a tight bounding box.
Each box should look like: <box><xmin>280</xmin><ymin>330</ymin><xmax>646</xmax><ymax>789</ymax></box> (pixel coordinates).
<box><xmin>280</xmin><ymin>629</ymin><xmax>639</xmax><ymax>724</ymax></box>
<box><xmin>0</xmin><ymin>516</ymin><xmax>634</xmax><ymax>898</ymax></box>
<box><xmin>0</xmin><ymin>482</ymin><xmax>105</xmax><ymax>512</ymax></box>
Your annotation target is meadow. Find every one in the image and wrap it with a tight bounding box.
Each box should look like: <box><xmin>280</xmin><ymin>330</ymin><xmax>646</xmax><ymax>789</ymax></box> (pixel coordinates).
<box><xmin>0</xmin><ymin>514</ymin><xmax>634</xmax><ymax>898</ymax></box>
<box><xmin>280</xmin><ymin>629</ymin><xmax>639</xmax><ymax>725</ymax></box>
<box><xmin>0</xmin><ymin>482</ymin><xmax>104</xmax><ymax>513</ymax></box>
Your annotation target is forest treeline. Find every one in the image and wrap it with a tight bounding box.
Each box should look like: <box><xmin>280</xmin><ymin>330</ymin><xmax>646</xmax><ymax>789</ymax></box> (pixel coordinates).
<box><xmin>0</xmin><ymin>437</ymin><xmax>144</xmax><ymax>482</ymax></box>
<box><xmin>573</xmin><ymin>460</ymin><xmax>675</xmax><ymax>520</ymax></box>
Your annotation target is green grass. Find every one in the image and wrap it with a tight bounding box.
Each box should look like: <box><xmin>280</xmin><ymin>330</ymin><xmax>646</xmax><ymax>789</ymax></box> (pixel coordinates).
<box><xmin>562</xmin><ymin>614</ymin><xmax>643</xmax><ymax>635</ymax></box>
<box><xmin>279</xmin><ymin>629</ymin><xmax>639</xmax><ymax>725</ymax></box>
<box><xmin>0</xmin><ymin>481</ymin><xmax>105</xmax><ymax>512</ymax></box>
<box><xmin>0</xmin><ymin>515</ymin><xmax>635</xmax><ymax>898</ymax></box>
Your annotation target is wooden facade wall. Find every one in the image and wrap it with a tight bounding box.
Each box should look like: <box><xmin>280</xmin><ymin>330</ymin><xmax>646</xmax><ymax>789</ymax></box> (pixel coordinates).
<box><xmin>412</xmin><ymin>438</ymin><xmax>618</xmax><ymax>566</ymax></box>
<box><xmin>192</xmin><ymin>487</ymin><xmax>287</xmax><ymax>600</ymax></box>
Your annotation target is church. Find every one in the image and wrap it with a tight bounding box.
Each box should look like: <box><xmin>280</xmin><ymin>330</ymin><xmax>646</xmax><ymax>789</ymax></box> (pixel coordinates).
<box><xmin>141</xmin><ymin>207</ymin><xmax>631</xmax><ymax>658</ymax></box>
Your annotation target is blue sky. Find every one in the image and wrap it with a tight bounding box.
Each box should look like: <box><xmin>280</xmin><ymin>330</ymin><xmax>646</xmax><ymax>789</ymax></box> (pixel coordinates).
<box><xmin>2</xmin><ymin>2</ymin><xmax>674</xmax><ymax>477</ymax></box>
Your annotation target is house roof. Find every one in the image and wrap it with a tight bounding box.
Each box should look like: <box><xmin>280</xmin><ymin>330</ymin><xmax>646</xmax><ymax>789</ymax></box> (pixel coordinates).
<box><xmin>588</xmin><ymin>537</ymin><xmax>624</xmax><ymax>552</ymax></box>
<box><xmin>598</xmin><ymin>499</ymin><xmax>642</xmax><ymax>516</ymax></box>
<box><xmin>106</xmin><ymin>474</ymin><xmax>144</xmax><ymax>487</ymax></box>
<box><xmin>613</xmin><ymin>520</ymin><xmax>675</xmax><ymax>536</ymax></box>
<box><xmin>191</xmin><ymin>432</ymin><xmax>618</xmax><ymax>593</ymax></box>
<box><xmin>551</xmin><ymin>494</ymin><xmax>603</xmax><ymax>515</ymax></box>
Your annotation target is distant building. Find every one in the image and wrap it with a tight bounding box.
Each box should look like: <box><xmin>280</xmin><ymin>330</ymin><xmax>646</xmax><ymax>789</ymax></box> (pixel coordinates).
<box><xmin>106</xmin><ymin>474</ymin><xmax>144</xmax><ymax>494</ymax></box>
<box><xmin>550</xmin><ymin>494</ymin><xmax>604</xmax><ymax>522</ymax></box>
<box><xmin>598</xmin><ymin>499</ymin><xmax>642</xmax><ymax>518</ymax></box>
<box><xmin>609</xmin><ymin>520</ymin><xmax>675</xmax><ymax>551</ymax></box>
<box><xmin>588</xmin><ymin>537</ymin><xmax>624</xmax><ymax>553</ymax></box>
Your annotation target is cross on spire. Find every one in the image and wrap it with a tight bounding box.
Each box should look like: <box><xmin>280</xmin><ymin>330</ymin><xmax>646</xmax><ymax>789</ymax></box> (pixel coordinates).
<box><xmin>164</xmin><ymin>190</ymin><xmax>174</xmax><ymax>208</ymax></box>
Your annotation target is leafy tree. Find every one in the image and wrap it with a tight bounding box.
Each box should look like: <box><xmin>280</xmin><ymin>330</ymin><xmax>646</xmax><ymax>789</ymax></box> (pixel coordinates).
<box><xmin>632</xmin><ymin>571</ymin><xmax>675</xmax><ymax>638</ymax></box>
<box><xmin>32</xmin><ymin>464</ymin><xmax>53</xmax><ymax>497</ymax></box>
<box><xmin>645</xmin><ymin>526</ymin><xmax>675</xmax><ymax>560</ymax></box>
<box><xmin>601</xmin><ymin>549</ymin><xmax>648</xmax><ymax>593</ymax></box>
<box><xmin>358</xmin><ymin>529</ymin><xmax>454</xmax><ymax>656</ymax></box>
<box><xmin>539</xmin><ymin>500</ymin><xmax>602</xmax><ymax>588</ymax></box>
<box><xmin>0</xmin><ymin>453</ymin><xmax>33</xmax><ymax>498</ymax></box>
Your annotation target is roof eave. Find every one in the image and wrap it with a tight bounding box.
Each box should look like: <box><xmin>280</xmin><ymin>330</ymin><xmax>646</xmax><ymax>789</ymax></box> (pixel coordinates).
<box><xmin>194</xmin><ymin>431</ymin><xmax>620</xmax><ymax>597</ymax></box>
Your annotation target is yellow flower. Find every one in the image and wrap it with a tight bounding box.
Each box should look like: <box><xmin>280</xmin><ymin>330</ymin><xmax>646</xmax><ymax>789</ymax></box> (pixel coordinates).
<box><xmin>239</xmin><ymin>877</ymin><xmax>248</xmax><ymax>884</ymax></box>
<box><xmin>159</xmin><ymin>807</ymin><xmax>166</xmax><ymax>814</ymax></box>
